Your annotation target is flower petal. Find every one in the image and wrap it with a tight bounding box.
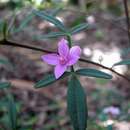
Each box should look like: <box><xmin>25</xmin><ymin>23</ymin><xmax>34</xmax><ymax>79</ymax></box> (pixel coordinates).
<box><xmin>67</xmin><ymin>56</ymin><xmax>80</xmax><ymax>66</ymax></box>
<box><xmin>54</xmin><ymin>64</ymin><xmax>67</xmax><ymax>79</ymax></box>
<box><xmin>70</xmin><ymin>46</ymin><xmax>81</xmax><ymax>57</ymax></box>
<box><xmin>58</xmin><ymin>38</ymin><xmax>69</xmax><ymax>57</ymax></box>
<box><xmin>67</xmin><ymin>46</ymin><xmax>81</xmax><ymax>66</ymax></box>
<box><xmin>41</xmin><ymin>54</ymin><xmax>59</xmax><ymax>65</ymax></box>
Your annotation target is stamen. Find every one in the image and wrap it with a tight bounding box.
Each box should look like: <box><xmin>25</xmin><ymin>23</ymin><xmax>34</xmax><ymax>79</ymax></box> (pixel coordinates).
<box><xmin>59</xmin><ymin>57</ymin><xmax>66</xmax><ymax>65</ymax></box>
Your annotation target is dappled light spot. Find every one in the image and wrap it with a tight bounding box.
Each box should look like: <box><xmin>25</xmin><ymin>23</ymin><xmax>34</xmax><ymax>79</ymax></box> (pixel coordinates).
<box><xmin>86</xmin><ymin>15</ymin><xmax>95</xmax><ymax>24</ymax></box>
<box><xmin>83</xmin><ymin>47</ymin><xmax>128</xmax><ymax>75</ymax></box>
<box><xmin>83</xmin><ymin>47</ymin><xmax>92</xmax><ymax>56</ymax></box>
<box><xmin>114</xmin><ymin>121</ymin><xmax>130</xmax><ymax>130</ymax></box>
<box><xmin>49</xmin><ymin>17</ymin><xmax>64</xmax><ymax>27</ymax></box>
<box><xmin>72</xmin><ymin>32</ymin><xmax>86</xmax><ymax>40</ymax></box>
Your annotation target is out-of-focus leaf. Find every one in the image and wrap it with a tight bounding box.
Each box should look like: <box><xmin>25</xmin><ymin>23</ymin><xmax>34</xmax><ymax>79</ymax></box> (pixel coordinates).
<box><xmin>0</xmin><ymin>20</ymin><xmax>4</xmax><ymax>32</ymax></box>
<box><xmin>67</xmin><ymin>75</ymin><xmax>87</xmax><ymax>130</ymax></box>
<box><xmin>7</xmin><ymin>94</ymin><xmax>17</xmax><ymax>130</ymax></box>
<box><xmin>7</xmin><ymin>14</ymin><xmax>17</xmax><ymax>34</ymax></box>
<box><xmin>0</xmin><ymin>82</ymin><xmax>10</xmax><ymax>89</ymax></box>
<box><xmin>113</xmin><ymin>59</ymin><xmax>130</xmax><ymax>66</ymax></box>
<box><xmin>86</xmin><ymin>1</ymin><xmax>95</xmax><ymax>10</ymax></box>
<box><xmin>34</xmin><ymin>72</ymin><xmax>70</xmax><ymax>88</ymax></box>
<box><xmin>50</xmin><ymin>8</ymin><xmax>62</xmax><ymax>16</ymax></box>
<box><xmin>70</xmin><ymin>16</ymin><xmax>85</xmax><ymax>27</ymax></box>
<box><xmin>12</xmin><ymin>12</ymin><xmax>35</xmax><ymax>33</ymax></box>
<box><xmin>34</xmin><ymin>31</ymin><xmax>67</xmax><ymax>40</ymax></box>
<box><xmin>0</xmin><ymin>58</ymin><xmax>11</xmax><ymax>65</ymax></box>
<box><xmin>3</xmin><ymin>21</ymin><xmax>8</xmax><ymax>39</ymax></box>
<box><xmin>33</xmin><ymin>10</ymin><xmax>66</xmax><ymax>31</ymax></box>
<box><xmin>121</xmin><ymin>47</ymin><xmax>130</xmax><ymax>56</ymax></box>
<box><xmin>76</xmin><ymin>68</ymin><xmax>112</xmax><ymax>79</ymax></box>
<box><xmin>70</xmin><ymin>23</ymin><xmax>90</xmax><ymax>34</ymax></box>
<box><xmin>0</xmin><ymin>58</ymin><xmax>13</xmax><ymax>70</ymax></box>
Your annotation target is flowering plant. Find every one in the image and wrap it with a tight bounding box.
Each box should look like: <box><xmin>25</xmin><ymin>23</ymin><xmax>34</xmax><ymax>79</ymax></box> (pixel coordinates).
<box><xmin>0</xmin><ymin>3</ymin><xmax>130</xmax><ymax>130</ymax></box>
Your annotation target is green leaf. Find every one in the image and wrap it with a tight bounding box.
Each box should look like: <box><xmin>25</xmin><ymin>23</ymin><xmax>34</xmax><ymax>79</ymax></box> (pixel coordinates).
<box><xmin>0</xmin><ymin>58</ymin><xmax>11</xmax><ymax>65</ymax></box>
<box><xmin>121</xmin><ymin>47</ymin><xmax>130</xmax><ymax>56</ymax></box>
<box><xmin>50</xmin><ymin>8</ymin><xmax>62</xmax><ymax>17</ymax></box>
<box><xmin>0</xmin><ymin>58</ymin><xmax>13</xmax><ymax>69</ymax></box>
<box><xmin>113</xmin><ymin>59</ymin><xmax>130</xmax><ymax>66</ymax></box>
<box><xmin>67</xmin><ymin>75</ymin><xmax>87</xmax><ymax>130</ymax></box>
<box><xmin>0</xmin><ymin>20</ymin><xmax>4</xmax><ymax>32</ymax></box>
<box><xmin>33</xmin><ymin>10</ymin><xmax>66</xmax><ymax>32</ymax></box>
<box><xmin>34</xmin><ymin>31</ymin><xmax>67</xmax><ymax>40</ymax></box>
<box><xmin>70</xmin><ymin>23</ymin><xmax>90</xmax><ymax>34</ymax></box>
<box><xmin>7</xmin><ymin>14</ymin><xmax>17</xmax><ymax>35</ymax></box>
<box><xmin>3</xmin><ymin>21</ymin><xmax>8</xmax><ymax>39</ymax></box>
<box><xmin>7</xmin><ymin>94</ymin><xmax>17</xmax><ymax>130</ymax></box>
<box><xmin>76</xmin><ymin>68</ymin><xmax>112</xmax><ymax>79</ymax></box>
<box><xmin>0</xmin><ymin>82</ymin><xmax>10</xmax><ymax>89</ymax></box>
<box><xmin>12</xmin><ymin>12</ymin><xmax>35</xmax><ymax>33</ymax></box>
<box><xmin>34</xmin><ymin>72</ymin><xmax>70</xmax><ymax>88</ymax></box>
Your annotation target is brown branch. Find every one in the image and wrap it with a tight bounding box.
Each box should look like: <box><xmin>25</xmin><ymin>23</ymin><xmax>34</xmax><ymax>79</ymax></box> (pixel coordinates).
<box><xmin>79</xmin><ymin>58</ymin><xmax>130</xmax><ymax>82</ymax></box>
<box><xmin>123</xmin><ymin>0</ymin><xmax>130</xmax><ymax>43</ymax></box>
<box><xmin>0</xmin><ymin>39</ymin><xmax>129</xmax><ymax>82</ymax></box>
<box><xmin>0</xmin><ymin>39</ymin><xmax>56</xmax><ymax>53</ymax></box>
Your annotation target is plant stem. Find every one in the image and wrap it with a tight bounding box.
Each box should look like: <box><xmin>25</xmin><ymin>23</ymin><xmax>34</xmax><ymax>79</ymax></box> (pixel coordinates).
<box><xmin>66</xmin><ymin>35</ymin><xmax>75</xmax><ymax>72</ymax></box>
<box><xmin>0</xmin><ymin>39</ymin><xmax>130</xmax><ymax>82</ymax></box>
<box><xmin>67</xmin><ymin>34</ymin><xmax>72</xmax><ymax>47</ymax></box>
<box><xmin>123</xmin><ymin>0</ymin><xmax>130</xmax><ymax>43</ymax></box>
<box><xmin>1</xmin><ymin>39</ymin><xmax>55</xmax><ymax>53</ymax></box>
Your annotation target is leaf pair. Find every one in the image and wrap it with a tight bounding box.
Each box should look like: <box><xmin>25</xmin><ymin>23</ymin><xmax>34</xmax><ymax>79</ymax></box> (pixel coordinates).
<box><xmin>34</xmin><ymin>68</ymin><xmax>112</xmax><ymax>130</ymax></box>
<box><xmin>35</xmin><ymin>68</ymin><xmax>112</xmax><ymax>88</ymax></box>
<box><xmin>16</xmin><ymin>9</ymin><xmax>94</xmax><ymax>40</ymax></box>
<box><xmin>34</xmin><ymin>22</ymin><xmax>93</xmax><ymax>40</ymax></box>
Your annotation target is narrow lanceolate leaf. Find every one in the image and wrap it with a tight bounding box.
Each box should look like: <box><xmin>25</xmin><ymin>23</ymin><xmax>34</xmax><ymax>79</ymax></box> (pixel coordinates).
<box><xmin>34</xmin><ymin>32</ymin><xmax>67</xmax><ymax>40</ymax></box>
<box><xmin>0</xmin><ymin>58</ymin><xmax>13</xmax><ymax>69</ymax></box>
<box><xmin>0</xmin><ymin>82</ymin><xmax>10</xmax><ymax>89</ymax></box>
<box><xmin>34</xmin><ymin>72</ymin><xmax>70</xmax><ymax>88</ymax></box>
<box><xmin>7</xmin><ymin>94</ymin><xmax>17</xmax><ymax>130</ymax></box>
<box><xmin>12</xmin><ymin>13</ymin><xmax>35</xmax><ymax>33</ymax></box>
<box><xmin>113</xmin><ymin>59</ymin><xmax>130</xmax><ymax>67</ymax></box>
<box><xmin>76</xmin><ymin>68</ymin><xmax>112</xmax><ymax>79</ymax></box>
<box><xmin>67</xmin><ymin>75</ymin><xmax>87</xmax><ymax>130</ymax></box>
<box><xmin>50</xmin><ymin>8</ymin><xmax>62</xmax><ymax>16</ymax></box>
<box><xmin>70</xmin><ymin>23</ymin><xmax>90</xmax><ymax>34</ymax></box>
<box><xmin>7</xmin><ymin>14</ymin><xmax>17</xmax><ymax>34</ymax></box>
<box><xmin>0</xmin><ymin>58</ymin><xmax>11</xmax><ymax>65</ymax></box>
<box><xmin>33</xmin><ymin>10</ymin><xmax>66</xmax><ymax>31</ymax></box>
<box><xmin>0</xmin><ymin>20</ymin><xmax>4</xmax><ymax>32</ymax></box>
<box><xmin>3</xmin><ymin>21</ymin><xmax>8</xmax><ymax>38</ymax></box>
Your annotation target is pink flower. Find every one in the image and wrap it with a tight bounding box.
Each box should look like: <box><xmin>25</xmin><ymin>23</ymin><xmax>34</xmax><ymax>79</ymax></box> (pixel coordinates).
<box><xmin>41</xmin><ymin>38</ymin><xmax>81</xmax><ymax>79</ymax></box>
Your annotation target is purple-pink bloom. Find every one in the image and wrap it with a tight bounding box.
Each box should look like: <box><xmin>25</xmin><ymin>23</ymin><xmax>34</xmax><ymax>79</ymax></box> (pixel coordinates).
<box><xmin>41</xmin><ymin>38</ymin><xmax>81</xmax><ymax>79</ymax></box>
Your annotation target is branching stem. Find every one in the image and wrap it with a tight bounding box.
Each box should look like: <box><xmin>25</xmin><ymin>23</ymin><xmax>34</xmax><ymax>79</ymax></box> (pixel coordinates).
<box><xmin>1</xmin><ymin>39</ymin><xmax>130</xmax><ymax>82</ymax></box>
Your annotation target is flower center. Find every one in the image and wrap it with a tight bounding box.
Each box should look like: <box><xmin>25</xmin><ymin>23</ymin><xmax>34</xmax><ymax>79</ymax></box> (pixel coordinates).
<box><xmin>59</xmin><ymin>57</ymin><xmax>66</xmax><ymax>65</ymax></box>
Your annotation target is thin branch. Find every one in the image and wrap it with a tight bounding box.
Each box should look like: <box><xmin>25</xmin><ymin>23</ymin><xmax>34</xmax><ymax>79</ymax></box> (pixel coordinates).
<box><xmin>0</xmin><ymin>39</ymin><xmax>129</xmax><ymax>82</ymax></box>
<box><xmin>79</xmin><ymin>58</ymin><xmax>130</xmax><ymax>82</ymax></box>
<box><xmin>1</xmin><ymin>40</ymin><xmax>55</xmax><ymax>53</ymax></box>
<box><xmin>123</xmin><ymin>0</ymin><xmax>130</xmax><ymax>43</ymax></box>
